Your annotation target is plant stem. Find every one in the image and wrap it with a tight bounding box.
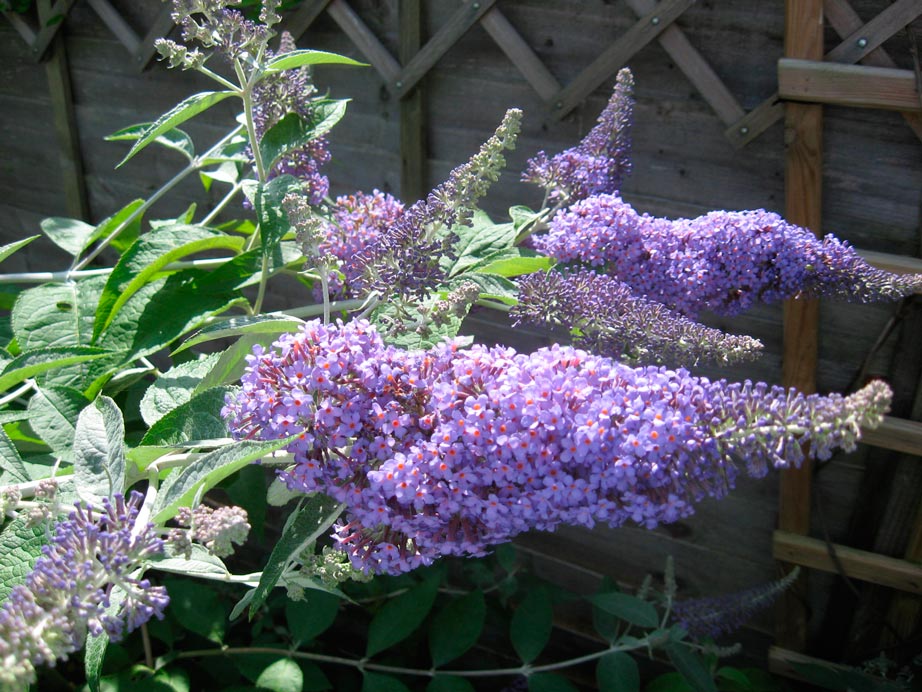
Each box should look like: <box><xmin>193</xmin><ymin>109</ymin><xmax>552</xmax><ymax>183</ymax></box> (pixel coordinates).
<box><xmin>174</xmin><ymin>634</ymin><xmax>661</xmax><ymax>679</ymax></box>
<box><xmin>201</xmin><ymin>182</ymin><xmax>243</xmax><ymax>226</ymax></box>
<box><xmin>0</xmin><ymin>257</ymin><xmax>237</xmax><ymax>285</ymax></box>
<box><xmin>72</xmin><ymin>125</ymin><xmax>244</xmax><ymax>273</ymax></box>
<box><xmin>0</xmin><ymin>381</ymin><xmax>34</xmax><ymax>407</ymax></box>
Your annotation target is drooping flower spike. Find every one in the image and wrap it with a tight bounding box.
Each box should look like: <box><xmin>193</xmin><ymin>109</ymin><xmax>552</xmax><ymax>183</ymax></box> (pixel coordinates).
<box><xmin>512</xmin><ymin>267</ymin><xmax>763</xmax><ymax>367</ymax></box>
<box><xmin>523</xmin><ymin>68</ymin><xmax>634</xmax><ymax>204</ymax></box>
<box><xmin>224</xmin><ymin>319</ymin><xmax>890</xmax><ymax>575</ymax></box>
<box><xmin>534</xmin><ymin>193</ymin><xmax>922</xmax><ymax>317</ymax></box>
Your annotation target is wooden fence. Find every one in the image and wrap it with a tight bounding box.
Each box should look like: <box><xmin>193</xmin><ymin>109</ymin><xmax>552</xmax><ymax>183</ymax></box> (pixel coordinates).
<box><xmin>3</xmin><ymin>0</ymin><xmax>922</xmax><ymax>674</ymax></box>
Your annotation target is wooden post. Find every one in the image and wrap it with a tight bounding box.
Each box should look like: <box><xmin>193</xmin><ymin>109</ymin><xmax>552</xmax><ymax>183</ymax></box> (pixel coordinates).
<box><xmin>777</xmin><ymin>0</ymin><xmax>824</xmax><ymax>651</ymax></box>
<box><xmin>399</xmin><ymin>0</ymin><xmax>425</xmax><ymax>202</ymax></box>
<box><xmin>37</xmin><ymin>0</ymin><xmax>90</xmax><ymax>221</ymax></box>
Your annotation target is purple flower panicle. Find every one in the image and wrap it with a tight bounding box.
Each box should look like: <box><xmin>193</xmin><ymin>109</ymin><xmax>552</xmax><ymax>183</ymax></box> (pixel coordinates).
<box><xmin>512</xmin><ymin>268</ymin><xmax>763</xmax><ymax>366</ymax></box>
<box><xmin>355</xmin><ymin>109</ymin><xmax>522</xmax><ymax>301</ymax></box>
<box><xmin>251</xmin><ymin>31</ymin><xmax>330</xmax><ymax>203</ymax></box>
<box><xmin>318</xmin><ymin>190</ymin><xmax>406</xmax><ymax>299</ymax></box>
<box><xmin>0</xmin><ymin>492</ymin><xmax>168</xmax><ymax>688</ymax></box>
<box><xmin>523</xmin><ymin>68</ymin><xmax>634</xmax><ymax>204</ymax></box>
<box><xmin>535</xmin><ymin>193</ymin><xmax>922</xmax><ymax>317</ymax></box>
<box><xmin>224</xmin><ymin>320</ymin><xmax>890</xmax><ymax>575</ymax></box>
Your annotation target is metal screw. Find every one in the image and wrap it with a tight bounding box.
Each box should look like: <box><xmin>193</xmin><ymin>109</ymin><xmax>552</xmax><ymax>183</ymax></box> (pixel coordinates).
<box><xmin>651</xmin><ymin>16</ymin><xmax>660</xmax><ymax>25</ymax></box>
<box><xmin>555</xmin><ymin>101</ymin><xmax>563</xmax><ymax>109</ymax></box>
<box><xmin>740</xmin><ymin>126</ymin><xmax>750</xmax><ymax>135</ymax></box>
<box><xmin>395</xmin><ymin>80</ymin><xmax>403</xmax><ymax>89</ymax></box>
<box><xmin>856</xmin><ymin>37</ymin><xmax>868</xmax><ymax>48</ymax></box>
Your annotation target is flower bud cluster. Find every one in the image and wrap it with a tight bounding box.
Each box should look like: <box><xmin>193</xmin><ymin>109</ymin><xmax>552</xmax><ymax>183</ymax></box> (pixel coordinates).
<box><xmin>535</xmin><ymin>193</ymin><xmax>922</xmax><ymax>317</ymax></box>
<box><xmin>224</xmin><ymin>320</ymin><xmax>890</xmax><ymax>575</ymax></box>
<box><xmin>356</xmin><ymin>110</ymin><xmax>522</xmax><ymax>301</ymax></box>
<box><xmin>252</xmin><ymin>32</ymin><xmax>331</xmax><ymax>202</ymax></box>
<box><xmin>314</xmin><ymin>190</ymin><xmax>405</xmax><ymax>299</ymax></box>
<box><xmin>512</xmin><ymin>268</ymin><xmax>763</xmax><ymax>366</ymax></box>
<box><xmin>0</xmin><ymin>493</ymin><xmax>168</xmax><ymax>688</ymax></box>
<box><xmin>523</xmin><ymin>69</ymin><xmax>634</xmax><ymax>204</ymax></box>
<box><xmin>169</xmin><ymin>0</ymin><xmax>271</xmax><ymax>62</ymax></box>
<box><xmin>178</xmin><ymin>505</ymin><xmax>251</xmax><ymax>558</ymax></box>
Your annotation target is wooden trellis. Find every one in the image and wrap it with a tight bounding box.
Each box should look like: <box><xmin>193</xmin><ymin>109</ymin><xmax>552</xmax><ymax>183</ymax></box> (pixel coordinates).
<box><xmin>772</xmin><ymin>0</ymin><xmax>922</xmax><ymax>680</ymax></box>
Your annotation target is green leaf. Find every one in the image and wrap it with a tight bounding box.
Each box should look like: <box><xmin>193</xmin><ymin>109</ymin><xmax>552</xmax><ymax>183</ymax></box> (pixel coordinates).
<box><xmin>448</xmin><ymin>210</ymin><xmax>517</xmax><ymax>277</ymax></box>
<box><xmin>194</xmin><ymin>334</ymin><xmax>266</xmax><ymax>393</ymax></box>
<box><xmin>509</xmin><ymin>204</ymin><xmax>541</xmax><ymax>230</ymax></box>
<box><xmin>462</xmin><ymin>273</ymin><xmax>518</xmax><ymax>305</ymax></box>
<box><xmin>367</xmin><ymin>572</ymin><xmax>440</xmax><ymax>657</ymax></box>
<box><xmin>93</xmin><ymin>225</ymin><xmax>244</xmax><ymax>340</ymax></box>
<box><xmin>716</xmin><ymin>668</ymin><xmax>754</xmax><ymax>692</ymax></box>
<box><xmin>27</xmin><ymin>385</ymin><xmax>90</xmax><ymax>462</ymax></box>
<box><xmin>174</xmin><ymin>315</ymin><xmax>303</xmax><ymax>355</ymax></box>
<box><xmin>139</xmin><ymin>387</ymin><xmax>232</xmax><ymax>448</ymax></box>
<box><xmin>589</xmin><ymin>592</ymin><xmax>659</xmax><ymax>629</ymax></box>
<box><xmin>200</xmin><ymin>160</ymin><xmax>242</xmax><ymax>192</ymax></box>
<box><xmin>263</xmin><ymin>49</ymin><xmax>366</xmax><ymax>73</ymax></box>
<box><xmin>0</xmin><ymin>515</ymin><xmax>45</xmax><ymax>604</ymax></box>
<box><xmin>249</xmin><ymin>493</ymin><xmax>343</xmax><ymax>617</ymax></box>
<box><xmin>41</xmin><ymin>217</ymin><xmax>96</xmax><ymax>256</ymax></box>
<box><xmin>164</xmin><ymin>577</ymin><xmax>227</xmax><ymax>643</ymax></box>
<box><xmin>285</xmin><ymin>589</ymin><xmax>341</xmax><ymax>645</ymax></box>
<box><xmin>510</xmin><ymin>586</ymin><xmax>553</xmax><ymax>663</ymax></box>
<box><xmin>362</xmin><ymin>672</ymin><xmax>411</xmax><ymax>692</ymax></box>
<box><xmin>256</xmin><ymin>658</ymin><xmax>303</xmax><ymax>692</ymax></box>
<box><xmin>259</xmin><ymin>101</ymin><xmax>348</xmax><ymax>171</ymax></box>
<box><xmin>117</xmin><ymin>91</ymin><xmax>238</xmax><ymax>167</ymax></box>
<box><xmin>73</xmin><ymin>395</ymin><xmax>126</xmax><ymax>504</ymax></box>
<box><xmin>0</xmin><ymin>346</ymin><xmax>111</xmax><ymax>393</ymax></box>
<box><xmin>106</xmin><ymin>123</ymin><xmax>195</xmax><ymax>162</ymax></box>
<box><xmin>598</xmin><ymin>652</ymin><xmax>640</xmax><ymax>692</ymax></box>
<box><xmin>665</xmin><ymin>643</ymin><xmax>718</xmax><ymax>692</ymax></box>
<box><xmin>0</xmin><ymin>235</ymin><xmax>39</xmax><ymax>265</ymax></box>
<box><xmin>255</xmin><ymin>175</ymin><xmax>303</xmax><ymax>258</ymax></box>
<box><xmin>148</xmin><ymin>545</ymin><xmax>229</xmax><ymax>578</ymax></box>
<box><xmin>427</xmin><ymin>677</ymin><xmax>475</xmax><ymax>692</ymax></box>
<box><xmin>428</xmin><ymin>590</ymin><xmax>486</xmax><ymax>666</ymax></box>
<box><xmin>150</xmin><ymin>436</ymin><xmax>294</xmax><ymax>523</ymax></box>
<box><xmin>140</xmin><ymin>353</ymin><xmax>222</xmax><ymax>427</ymax></box>
<box><xmin>89</xmin><ymin>199</ymin><xmax>146</xmax><ymax>255</ymax></box>
<box><xmin>84</xmin><ymin>630</ymin><xmax>108</xmax><ymax>692</ymax></box>
<box><xmin>0</xmin><ymin>427</ymin><xmax>30</xmax><ymax>483</ymax></box>
<box><xmin>646</xmin><ymin>673</ymin><xmax>694</xmax><ymax>692</ymax></box>
<box><xmin>528</xmin><ymin>673</ymin><xmax>579</xmax><ymax>692</ymax></box>
<box><xmin>473</xmin><ymin>254</ymin><xmax>554</xmax><ymax>278</ymax></box>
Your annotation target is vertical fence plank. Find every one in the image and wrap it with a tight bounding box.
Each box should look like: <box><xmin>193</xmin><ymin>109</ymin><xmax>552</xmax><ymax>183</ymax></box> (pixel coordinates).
<box><xmin>777</xmin><ymin>0</ymin><xmax>824</xmax><ymax>652</ymax></box>
<box><xmin>399</xmin><ymin>0</ymin><xmax>425</xmax><ymax>202</ymax></box>
<box><xmin>37</xmin><ymin>0</ymin><xmax>89</xmax><ymax>221</ymax></box>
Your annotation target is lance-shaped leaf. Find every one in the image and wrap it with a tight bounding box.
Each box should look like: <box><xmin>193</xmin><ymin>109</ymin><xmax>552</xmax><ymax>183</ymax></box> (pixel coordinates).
<box><xmin>428</xmin><ymin>590</ymin><xmax>486</xmax><ymax>666</ymax></box>
<box><xmin>0</xmin><ymin>235</ymin><xmax>39</xmax><ymax>265</ymax></box>
<box><xmin>258</xmin><ymin>100</ymin><xmax>349</xmax><ymax>171</ymax></box>
<box><xmin>41</xmin><ymin>217</ymin><xmax>95</xmax><ymax>257</ymax></box>
<box><xmin>255</xmin><ymin>175</ymin><xmax>302</xmax><ymax>258</ymax></box>
<box><xmin>72</xmin><ymin>396</ymin><xmax>126</xmax><ymax>504</ymax></box>
<box><xmin>0</xmin><ymin>347</ymin><xmax>111</xmax><ymax>393</ymax></box>
<box><xmin>471</xmin><ymin>252</ymin><xmax>554</xmax><ymax>278</ymax></box>
<box><xmin>0</xmin><ymin>427</ymin><xmax>30</xmax><ymax>483</ymax></box>
<box><xmin>117</xmin><ymin>91</ymin><xmax>238</xmax><ymax>167</ymax></box>
<box><xmin>151</xmin><ymin>436</ymin><xmax>296</xmax><ymax>523</ymax></box>
<box><xmin>510</xmin><ymin>586</ymin><xmax>553</xmax><ymax>664</ymax></box>
<box><xmin>174</xmin><ymin>315</ymin><xmax>304</xmax><ymax>355</ymax></box>
<box><xmin>139</xmin><ymin>386</ymin><xmax>232</xmax><ymax>448</ymax></box>
<box><xmin>248</xmin><ymin>493</ymin><xmax>344</xmax><ymax>618</ymax></box>
<box><xmin>263</xmin><ymin>49</ymin><xmax>366</xmax><ymax>74</ymax></box>
<box><xmin>140</xmin><ymin>353</ymin><xmax>222</xmax><ymax>427</ymax></box>
<box><xmin>88</xmin><ymin>199</ymin><xmax>145</xmax><ymax>255</ymax></box>
<box><xmin>367</xmin><ymin>572</ymin><xmax>441</xmax><ymax>657</ymax></box>
<box><xmin>0</xmin><ymin>515</ymin><xmax>45</xmax><ymax>604</ymax></box>
<box><xmin>589</xmin><ymin>592</ymin><xmax>659</xmax><ymax>628</ymax></box>
<box><xmin>106</xmin><ymin>123</ymin><xmax>195</xmax><ymax>162</ymax></box>
<box><xmin>92</xmin><ymin>225</ymin><xmax>244</xmax><ymax>340</ymax></box>
<box><xmin>27</xmin><ymin>385</ymin><xmax>90</xmax><ymax>463</ymax></box>
<box><xmin>447</xmin><ymin>210</ymin><xmax>518</xmax><ymax>277</ymax></box>
<box><xmin>664</xmin><ymin>643</ymin><xmax>718</xmax><ymax>692</ymax></box>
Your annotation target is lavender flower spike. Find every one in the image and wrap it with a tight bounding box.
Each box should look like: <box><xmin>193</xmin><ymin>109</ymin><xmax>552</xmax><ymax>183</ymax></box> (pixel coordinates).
<box><xmin>512</xmin><ymin>268</ymin><xmax>763</xmax><ymax>366</ymax></box>
<box><xmin>523</xmin><ymin>68</ymin><xmax>634</xmax><ymax>204</ymax></box>
<box><xmin>0</xmin><ymin>492</ymin><xmax>168</xmax><ymax>688</ymax></box>
<box><xmin>356</xmin><ymin>109</ymin><xmax>522</xmax><ymax>301</ymax></box>
<box><xmin>535</xmin><ymin>193</ymin><xmax>922</xmax><ymax>317</ymax></box>
<box><xmin>224</xmin><ymin>320</ymin><xmax>891</xmax><ymax>575</ymax></box>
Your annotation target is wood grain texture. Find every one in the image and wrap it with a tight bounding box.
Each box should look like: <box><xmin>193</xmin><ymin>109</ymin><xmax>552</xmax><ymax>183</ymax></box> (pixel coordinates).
<box><xmin>860</xmin><ymin>416</ymin><xmax>922</xmax><ymax>456</ymax></box>
<box><xmin>399</xmin><ymin>0</ymin><xmax>425</xmax><ymax>202</ymax></box>
<box><xmin>779</xmin><ymin>59</ymin><xmax>922</xmax><ymax>112</ymax></box>
<box><xmin>479</xmin><ymin>7</ymin><xmax>560</xmax><ymax>102</ymax></box>
<box><xmin>327</xmin><ymin>0</ymin><xmax>400</xmax><ymax>82</ymax></box>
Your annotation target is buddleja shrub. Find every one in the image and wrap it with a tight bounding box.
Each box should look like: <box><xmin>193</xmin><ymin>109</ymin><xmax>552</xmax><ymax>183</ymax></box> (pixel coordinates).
<box><xmin>0</xmin><ymin>0</ymin><xmax>916</xmax><ymax>690</ymax></box>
